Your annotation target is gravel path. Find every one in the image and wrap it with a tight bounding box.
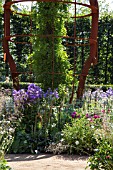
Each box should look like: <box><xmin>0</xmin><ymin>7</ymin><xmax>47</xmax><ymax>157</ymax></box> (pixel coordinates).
<box><xmin>5</xmin><ymin>154</ymin><xmax>90</xmax><ymax>170</ymax></box>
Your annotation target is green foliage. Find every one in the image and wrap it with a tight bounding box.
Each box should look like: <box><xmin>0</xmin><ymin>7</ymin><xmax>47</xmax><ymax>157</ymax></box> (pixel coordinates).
<box><xmin>31</xmin><ymin>2</ymin><xmax>71</xmax><ymax>90</ymax></box>
<box><xmin>0</xmin><ymin>82</ymin><xmax>13</xmax><ymax>89</ymax></box>
<box><xmin>10</xmin><ymin>84</ymin><xmax>61</xmax><ymax>153</ymax></box>
<box><xmin>10</xmin><ymin>129</ymin><xmax>35</xmax><ymax>153</ymax></box>
<box><xmin>62</xmin><ymin>116</ymin><xmax>100</xmax><ymax>155</ymax></box>
<box><xmin>10</xmin><ymin>101</ymin><xmax>72</xmax><ymax>154</ymax></box>
<box><xmin>0</xmin><ymin>160</ymin><xmax>12</xmax><ymax>170</ymax></box>
<box><xmin>87</xmin><ymin>139</ymin><xmax>113</xmax><ymax>170</ymax></box>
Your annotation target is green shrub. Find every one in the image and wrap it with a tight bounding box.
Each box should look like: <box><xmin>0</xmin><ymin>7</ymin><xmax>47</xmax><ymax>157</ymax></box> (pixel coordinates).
<box><xmin>86</xmin><ymin>122</ymin><xmax>113</xmax><ymax>170</ymax></box>
<box><xmin>87</xmin><ymin>140</ymin><xmax>113</xmax><ymax>170</ymax></box>
<box><xmin>0</xmin><ymin>159</ymin><xmax>12</xmax><ymax>170</ymax></box>
<box><xmin>61</xmin><ymin>116</ymin><xmax>101</xmax><ymax>155</ymax></box>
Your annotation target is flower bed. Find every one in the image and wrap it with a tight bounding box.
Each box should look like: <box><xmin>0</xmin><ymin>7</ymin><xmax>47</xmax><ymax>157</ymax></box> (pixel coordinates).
<box><xmin>1</xmin><ymin>84</ymin><xmax>113</xmax><ymax>169</ymax></box>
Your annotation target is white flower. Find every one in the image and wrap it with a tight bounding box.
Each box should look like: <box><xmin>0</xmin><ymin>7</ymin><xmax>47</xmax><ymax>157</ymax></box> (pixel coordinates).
<box><xmin>51</xmin><ymin>123</ymin><xmax>56</xmax><ymax>127</ymax></box>
<box><xmin>75</xmin><ymin>141</ymin><xmax>79</xmax><ymax>145</ymax></box>
<box><xmin>58</xmin><ymin>143</ymin><xmax>62</xmax><ymax>147</ymax></box>
<box><xmin>0</xmin><ymin>131</ymin><xmax>4</xmax><ymax>135</ymax></box>
<box><xmin>60</xmin><ymin>138</ymin><xmax>64</xmax><ymax>142</ymax></box>
<box><xmin>52</xmin><ymin>142</ymin><xmax>55</xmax><ymax>145</ymax></box>
<box><xmin>93</xmin><ymin>148</ymin><xmax>99</xmax><ymax>152</ymax></box>
<box><xmin>5</xmin><ymin>76</ymin><xmax>10</xmax><ymax>83</ymax></box>
<box><xmin>9</xmin><ymin>128</ymin><xmax>15</xmax><ymax>133</ymax></box>
<box><xmin>88</xmin><ymin>162</ymin><xmax>91</xmax><ymax>165</ymax></box>
<box><xmin>35</xmin><ymin>150</ymin><xmax>38</xmax><ymax>154</ymax></box>
<box><xmin>91</xmin><ymin>125</ymin><xmax>95</xmax><ymax>129</ymax></box>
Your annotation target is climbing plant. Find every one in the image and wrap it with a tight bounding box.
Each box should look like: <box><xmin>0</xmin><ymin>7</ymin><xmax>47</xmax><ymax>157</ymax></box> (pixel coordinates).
<box><xmin>31</xmin><ymin>2</ymin><xmax>72</xmax><ymax>90</ymax></box>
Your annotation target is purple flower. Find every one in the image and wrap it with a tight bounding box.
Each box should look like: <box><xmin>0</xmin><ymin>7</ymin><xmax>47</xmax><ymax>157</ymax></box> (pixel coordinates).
<box><xmin>93</xmin><ymin>114</ymin><xmax>100</xmax><ymax>119</ymax></box>
<box><xmin>44</xmin><ymin>88</ymin><xmax>59</xmax><ymax>99</ymax></box>
<box><xmin>13</xmin><ymin>89</ymin><xmax>28</xmax><ymax>107</ymax></box>
<box><xmin>44</xmin><ymin>88</ymin><xmax>53</xmax><ymax>98</ymax></box>
<box><xmin>77</xmin><ymin>114</ymin><xmax>81</xmax><ymax>118</ymax></box>
<box><xmin>27</xmin><ymin>83</ymin><xmax>43</xmax><ymax>101</ymax></box>
<box><xmin>102</xmin><ymin>109</ymin><xmax>105</xmax><ymax>113</ymax></box>
<box><xmin>71</xmin><ymin>112</ymin><xmax>76</xmax><ymax>118</ymax></box>
<box><xmin>53</xmin><ymin>89</ymin><xmax>59</xmax><ymax>98</ymax></box>
<box><xmin>107</xmin><ymin>109</ymin><xmax>110</xmax><ymax>113</ymax></box>
<box><xmin>86</xmin><ymin>113</ymin><xmax>90</xmax><ymax>118</ymax></box>
<box><xmin>106</xmin><ymin>88</ymin><xmax>113</xmax><ymax>97</ymax></box>
<box><xmin>100</xmin><ymin>92</ymin><xmax>108</xmax><ymax>98</ymax></box>
<box><xmin>89</xmin><ymin>118</ymin><xmax>93</xmax><ymax>122</ymax></box>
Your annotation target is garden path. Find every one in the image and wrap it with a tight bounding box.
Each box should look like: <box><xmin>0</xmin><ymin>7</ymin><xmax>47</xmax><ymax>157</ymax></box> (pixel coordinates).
<box><xmin>5</xmin><ymin>154</ymin><xmax>90</xmax><ymax>170</ymax></box>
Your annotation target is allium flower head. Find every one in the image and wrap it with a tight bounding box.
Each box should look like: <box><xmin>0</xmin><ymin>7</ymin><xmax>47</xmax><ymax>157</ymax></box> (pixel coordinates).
<box><xmin>71</xmin><ymin>111</ymin><xmax>76</xmax><ymax>118</ymax></box>
<box><xmin>102</xmin><ymin>109</ymin><xmax>105</xmax><ymax>113</ymax></box>
<box><xmin>93</xmin><ymin>114</ymin><xmax>100</xmax><ymax>119</ymax></box>
<box><xmin>77</xmin><ymin>114</ymin><xmax>81</xmax><ymax>118</ymax></box>
<box><xmin>86</xmin><ymin>113</ymin><xmax>90</xmax><ymax>118</ymax></box>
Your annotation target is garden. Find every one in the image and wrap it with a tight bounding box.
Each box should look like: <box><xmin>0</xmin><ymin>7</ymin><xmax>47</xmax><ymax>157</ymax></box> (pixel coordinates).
<box><xmin>0</xmin><ymin>0</ymin><xmax>113</xmax><ymax>170</ymax></box>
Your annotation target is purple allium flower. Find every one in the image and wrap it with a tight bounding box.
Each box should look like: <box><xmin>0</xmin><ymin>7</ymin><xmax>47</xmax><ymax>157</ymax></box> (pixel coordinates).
<box><xmin>93</xmin><ymin>114</ymin><xmax>100</xmax><ymax>119</ymax></box>
<box><xmin>102</xmin><ymin>109</ymin><xmax>105</xmax><ymax>113</ymax></box>
<box><xmin>71</xmin><ymin>112</ymin><xmax>76</xmax><ymax>118</ymax></box>
<box><xmin>107</xmin><ymin>109</ymin><xmax>110</xmax><ymax>113</ymax></box>
<box><xmin>89</xmin><ymin>118</ymin><xmax>93</xmax><ymax>122</ymax></box>
<box><xmin>77</xmin><ymin>114</ymin><xmax>81</xmax><ymax>118</ymax></box>
<box><xmin>86</xmin><ymin>113</ymin><xmax>90</xmax><ymax>118</ymax></box>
